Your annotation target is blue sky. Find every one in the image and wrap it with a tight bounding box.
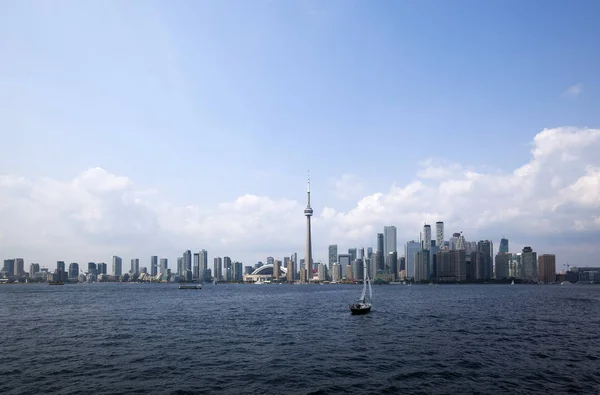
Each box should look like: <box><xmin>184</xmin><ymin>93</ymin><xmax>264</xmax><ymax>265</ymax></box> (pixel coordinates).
<box><xmin>1</xmin><ymin>0</ymin><xmax>599</xmax><ymax>268</ymax></box>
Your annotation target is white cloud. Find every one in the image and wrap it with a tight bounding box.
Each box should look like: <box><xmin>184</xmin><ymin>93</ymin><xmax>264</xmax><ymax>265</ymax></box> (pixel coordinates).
<box><xmin>331</xmin><ymin>173</ymin><xmax>366</xmax><ymax>201</ymax></box>
<box><xmin>562</xmin><ymin>83</ymin><xmax>582</xmax><ymax>99</ymax></box>
<box><xmin>1</xmin><ymin>127</ymin><xmax>600</xmax><ymax>268</ymax></box>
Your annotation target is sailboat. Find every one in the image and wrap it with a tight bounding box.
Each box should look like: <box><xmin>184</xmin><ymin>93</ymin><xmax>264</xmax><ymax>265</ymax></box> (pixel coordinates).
<box><xmin>349</xmin><ymin>259</ymin><xmax>372</xmax><ymax>315</ymax></box>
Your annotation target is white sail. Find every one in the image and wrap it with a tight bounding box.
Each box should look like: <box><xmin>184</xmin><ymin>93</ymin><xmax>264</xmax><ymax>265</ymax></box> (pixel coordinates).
<box><xmin>359</xmin><ymin>259</ymin><xmax>370</xmax><ymax>302</ymax></box>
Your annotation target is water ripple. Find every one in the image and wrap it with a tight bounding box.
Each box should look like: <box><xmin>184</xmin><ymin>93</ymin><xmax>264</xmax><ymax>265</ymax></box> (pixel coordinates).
<box><xmin>1</xmin><ymin>283</ymin><xmax>600</xmax><ymax>394</ymax></box>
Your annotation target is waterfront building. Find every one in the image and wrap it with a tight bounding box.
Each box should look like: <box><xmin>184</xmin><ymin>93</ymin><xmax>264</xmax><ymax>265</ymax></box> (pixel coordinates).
<box><xmin>538</xmin><ymin>254</ymin><xmax>556</xmax><ymax>283</ymax></box>
<box><xmin>383</xmin><ymin>226</ymin><xmax>397</xmax><ymax>257</ymax></box>
<box><xmin>405</xmin><ymin>241</ymin><xmax>420</xmax><ymax>279</ymax></box>
<box><xmin>151</xmin><ymin>256</ymin><xmax>158</xmax><ymax>276</ymax></box>
<box><xmin>435</xmin><ymin>221</ymin><xmax>444</xmax><ymax>248</ymax></box>
<box><xmin>69</xmin><ymin>262</ymin><xmax>79</xmax><ymax>279</ymax></box>
<box><xmin>111</xmin><ymin>256</ymin><xmax>122</xmax><ymax>277</ymax></box>
<box><xmin>495</xmin><ymin>252</ymin><xmax>510</xmax><ymax>280</ymax></box>
<box><xmin>521</xmin><ymin>247</ymin><xmax>538</xmax><ymax>282</ymax></box>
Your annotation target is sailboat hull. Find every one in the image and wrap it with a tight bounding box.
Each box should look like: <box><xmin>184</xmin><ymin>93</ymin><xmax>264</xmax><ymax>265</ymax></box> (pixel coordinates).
<box><xmin>349</xmin><ymin>304</ymin><xmax>372</xmax><ymax>315</ymax></box>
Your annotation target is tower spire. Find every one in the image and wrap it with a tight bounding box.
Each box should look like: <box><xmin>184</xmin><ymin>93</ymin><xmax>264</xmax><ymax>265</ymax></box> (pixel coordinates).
<box><xmin>307</xmin><ymin>170</ymin><xmax>311</xmax><ymax>206</ymax></box>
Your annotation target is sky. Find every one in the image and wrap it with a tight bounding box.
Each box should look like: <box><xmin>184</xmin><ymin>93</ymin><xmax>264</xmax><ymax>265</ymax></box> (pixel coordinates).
<box><xmin>1</xmin><ymin>0</ymin><xmax>599</xmax><ymax>271</ymax></box>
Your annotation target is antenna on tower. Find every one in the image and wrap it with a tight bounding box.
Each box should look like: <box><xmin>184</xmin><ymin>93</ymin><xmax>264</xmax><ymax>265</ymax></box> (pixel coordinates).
<box><xmin>307</xmin><ymin>170</ymin><xmax>310</xmax><ymax>192</ymax></box>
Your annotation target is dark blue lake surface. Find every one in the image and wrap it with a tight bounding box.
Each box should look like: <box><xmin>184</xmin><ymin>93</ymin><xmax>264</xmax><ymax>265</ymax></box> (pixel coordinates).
<box><xmin>1</xmin><ymin>283</ymin><xmax>600</xmax><ymax>394</ymax></box>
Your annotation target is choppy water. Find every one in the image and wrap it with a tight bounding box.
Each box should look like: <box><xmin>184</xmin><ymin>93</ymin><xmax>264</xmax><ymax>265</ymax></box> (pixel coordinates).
<box><xmin>1</xmin><ymin>283</ymin><xmax>600</xmax><ymax>394</ymax></box>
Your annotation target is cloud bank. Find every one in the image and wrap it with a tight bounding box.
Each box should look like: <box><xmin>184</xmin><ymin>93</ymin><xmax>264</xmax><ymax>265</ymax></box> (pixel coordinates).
<box><xmin>1</xmin><ymin>127</ymin><xmax>599</xmax><ymax>269</ymax></box>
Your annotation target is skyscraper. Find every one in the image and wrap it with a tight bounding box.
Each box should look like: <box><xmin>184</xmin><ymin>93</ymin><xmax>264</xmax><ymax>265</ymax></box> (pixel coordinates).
<box><xmin>183</xmin><ymin>250</ymin><xmax>192</xmax><ymax>273</ymax></box>
<box><xmin>15</xmin><ymin>258</ymin><xmax>24</xmax><ymax>276</ymax></box>
<box><xmin>376</xmin><ymin>233</ymin><xmax>384</xmax><ymax>255</ymax></box>
<box><xmin>348</xmin><ymin>248</ymin><xmax>357</xmax><ymax>262</ymax></box>
<box><xmin>151</xmin><ymin>256</ymin><xmax>158</xmax><ymax>276</ymax></box>
<box><xmin>383</xmin><ymin>226</ymin><xmax>397</xmax><ymax>257</ymax></box>
<box><xmin>435</xmin><ymin>221</ymin><xmax>444</xmax><ymax>248</ymax></box>
<box><xmin>422</xmin><ymin>224</ymin><xmax>431</xmax><ymax>250</ymax></box>
<box><xmin>213</xmin><ymin>257</ymin><xmax>222</xmax><ymax>281</ymax></box>
<box><xmin>499</xmin><ymin>238</ymin><xmax>509</xmax><ymax>253</ymax></box>
<box><xmin>29</xmin><ymin>263</ymin><xmax>39</xmax><ymax>278</ymax></box>
<box><xmin>193</xmin><ymin>252</ymin><xmax>200</xmax><ymax>279</ymax></box>
<box><xmin>200</xmin><ymin>249</ymin><xmax>208</xmax><ymax>281</ymax></box>
<box><xmin>69</xmin><ymin>262</ymin><xmax>79</xmax><ymax>279</ymax></box>
<box><xmin>477</xmin><ymin>240</ymin><xmax>493</xmax><ymax>280</ymax></box>
<box><xmin>159</xmin><ymin>258</ymin><xmax>168</xmax><ymax>273</ymax></box>
<box><xmin>521</xmin><ymin>246</ymin><xmax>538</xmax><ymax>282</ymax></box>
<box><xmin>538</xmin><ymin>254</ymin><xmax>556</xmax><ymax>283</ymax></box>
<box><xmin>130</xmin><ymin>258</ymin><xmax>139</xmax><ymax>275</ymax></box>
<box><xmin>304</xmin><ymin>173</ymin><xmax>314</xmax><ymax>282</ymax></box>
<box><xmin>405</xmin><ymin>241</ymin><xmax>420</xmax><ymax>279</ymax></box>
<box><xmin>112</xmin><ymin>256</ymin><xmax>122</xmax><ymax>276</ymax></box>
<box><xmin>328</xmin><ymin>245</ymin><xmax>338</xmax><ymax>270</ymax></box>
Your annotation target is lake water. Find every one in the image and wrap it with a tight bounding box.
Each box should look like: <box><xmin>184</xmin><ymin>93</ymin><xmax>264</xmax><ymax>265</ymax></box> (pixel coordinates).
<box><xmin>1</xmin><ymin>283</ymin><xmax>600</xmax><ymax>394</ymax></box>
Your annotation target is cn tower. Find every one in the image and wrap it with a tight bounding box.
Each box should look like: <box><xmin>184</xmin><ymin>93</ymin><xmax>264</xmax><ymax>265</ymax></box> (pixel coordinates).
<box><xmin>304</xmin><ymin>172</ymin><xmax>313</xmax><ymax>283</ymax></box>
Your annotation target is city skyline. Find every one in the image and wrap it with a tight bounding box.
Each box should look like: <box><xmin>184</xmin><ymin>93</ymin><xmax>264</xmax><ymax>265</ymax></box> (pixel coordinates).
<box><xmin>1</xmin><ymin>2</ymin><xmax>600</xmax><ymax>268</ymax></box>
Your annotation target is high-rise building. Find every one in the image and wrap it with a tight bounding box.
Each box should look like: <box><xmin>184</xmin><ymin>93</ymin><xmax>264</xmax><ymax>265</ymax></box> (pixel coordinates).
<box><xmin>213</xmin><ymin>257</ymin><xmax>222</xmax><ymax>281</ymax></box>
<box><xmin>327</xmin><ymin>244</ymin><xmax>337</xmax><ymax>271</ymax></box>
<box><xmin>177</xmin><ymin>257</ymin><xmax>183</xmax><ymax>275</ymax></box>
<box><xmin>435</xmin><ymin>221</ymin><xmax>444</xmax><ymax>248</ymax></box>
<box><xmin>521</xmin><ymin>247</ymin><xmax>538</xmax><ymax>282</ymax></box>
<box><xmin>495</xmin><ymin>252</ymin><xmax>510</xmax><ymax>279</ymax></box>
<box><xmin>477</xmin><ymin>240</ymin><xmax>493</xmax><ymax>280</ymax></box>
<box><xmin>352</xmin><ymin>259</ymin><xmax>363</xmax><ymax>281</ymax></box>
<box><xmin>414</xmin><ymin>250</ymin><xmax>430</xmax><ymax>282</ymax></box>
<box><xmin>183</xmin><ymin>250</ymin><xmax>192</xmax><ymax>273</ymax></box>
<box><xmin>69</xmin><ymin>262</ymin><xmax>79</xmax><ymax>279</ymax></box>
<box><xmin>200</xmin><ymin>249</ymin><xmax>208</xmax><ymax>281</ymax></box>
<box><xmin>338</xmin><ymin>254</ymin><xmax>351</xmax><ymax>278</ymax></box>
<box><xmin>87</xmin><ymin>262</ymin><xmax>97</xmax><ymax>275</ymax></box>
<box><xmin>29</xmin><ymin>263</ymin><xmax>40</xmax><ymax>278</ymax></box>
<box><xmin>422</xmin><ymin>224</ymin><xmax>431</xmax><ymax>250</ymax></box>
<box><xmin>331</xmin><ymin>263</ymin><xmax>341</xmax><ymax>282</ymax></box>
<box><xmin>405</xmin><ymin>241</ymin><xmax>420</xmax><ymax>279</ymax></box>
<box><xmin>130</xmin><ymin>258</ymin><xmax>139</xmax><ymax>275</ymax></box>
<box><xmin>386</xmin><ymin>252</ymin><xmax>398</xmax><ymax>280</ymax></box>
<box><xmin>98</xmin><ymin>262</ymin><xmax>107</xmax><ymax>275</ymax></box>
<box><xmin>367</xmin><ymin>247</ymin><xmax>373</xmax><ymax>258</ymax></box>
<box><xmin>273</xmin><ymin>260</ymin><xmax>281</xmax><ymax>280</ymax></box>
<box><xmin>450</xmin><ymin>249</ymin><xmax>467</xmax><ymax>282</ymax></box>
<box><xmin>112</xmin><ymin>256</ymin><xmax>122</xmax><ymax>276</ymax></box>
<box><xmin>287</xmin><ymin>260</ymin><xmax>294</xmax><ymax>282</ymax></box>
<box><xmin>499</xmin><ymin>238</ymin><xmax>509</xmax><ymax>253</ymax></box>
<box><xmin>304</xmin><ymin>174</ymin><xmax>314</xmax><ymax>283</ymax></box>
<box><xmin>223</xmin><ymin>256</ymin><xmax>232</xmax><ymax>281</ymax></box>
<box><xmin>159</xmin><ymin>258</ymin><xmax>168</xmax><ymax>273</ymax></box>
<box><xmin>383</xmin><ymin>226</ymin><xmax>397</xmax><ymax>257</ymax></box>
<box><xmin>233</xmin><ymin>261</ymin><xmax>243</xmax><ymax>282</ymax></box>
<box><xmin>3</xmin><ymin>259</ymin><xmax>15</xmax><ymax>276</ymax></box>
<box><xmin>376</xmin><ymin>233</ymin><xmax>384</xmax><ymax>255</ymax></box>
<box><xmin>538</xmin><ymin>254</ymin><xmax>556</xmax><ymax>283</ymax></box>
<box><xmin>193</xmin><ymin>253</ymin><xmax>200</xmax><ymax>279</ymax></box>
<box><xmin>290</xmin><ymin>252</ymin><xmax>298</xmax><ymax>279</ymax></box>
<box><xmin>348</xmin><ymin>248</ymin><xmax>357</xmax><ymax>262</ymax></box>
<box><xmin>57</xmin><ymin>261</ymin><xmax>65</xmax><ymax>273</ymax></box>
<box><xmin>151</xmin><ymin>256</ymin><xmax>158</xmax><ymax>276</ymax></box>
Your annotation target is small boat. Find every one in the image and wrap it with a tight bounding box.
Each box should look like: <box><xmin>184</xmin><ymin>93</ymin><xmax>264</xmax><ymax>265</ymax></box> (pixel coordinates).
<box><xmin>510</xmin><ymin>280</ymin><xmax>515</xmax><ymax>285</ymax></box>
<box><xmin>49</xmin><ymin>281</ymin><xmax>65</xmax><ymax>285</ymax></box>
<box><xmin>213</xmin><ymin>279</ymin><xmax>217</xmax><ymax>285</ymax></box>
<box><xmin>178</xmin><ymin>284</ymin><xmax>201</xmax><ymax>290</ymax></box>
<box><xmin>349</xmin><ymin>259</ymin><xmax>372</xmax><ymax>315</ymax></box>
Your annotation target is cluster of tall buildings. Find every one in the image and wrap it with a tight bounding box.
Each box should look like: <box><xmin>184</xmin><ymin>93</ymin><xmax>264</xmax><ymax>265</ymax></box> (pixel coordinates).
<box><xmin>322</xmin><ymin>222</ymin><xmax>562</xmax><ymax>284</ymax></box>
